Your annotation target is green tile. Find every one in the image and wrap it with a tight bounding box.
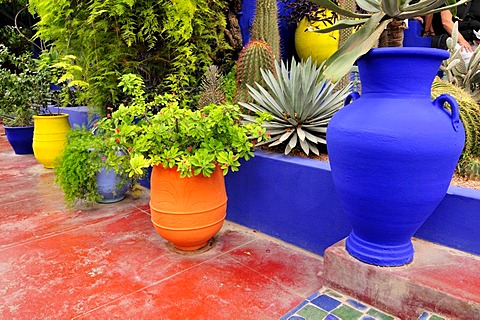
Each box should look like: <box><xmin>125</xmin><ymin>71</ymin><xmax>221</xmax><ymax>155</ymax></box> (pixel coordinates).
<box><xmin>367</xmin><ymin>308</ymin><xmax>394</xmax><ymax>320</ymax></box>
<box><xmin>326</xmin><ymin>290</ymin><xmax>343</xmax><ymax>299</ymax></box>
<box><xmin>297</xmin><ymin>305</ymin><xmax>328</xmax><ymax>319</ymax></box>
<box><xmin>429</xmin><ymin>315</ymin><xmax>445</xmax><ymax>320</ymax></box>
<box><xmin>331</xmin><ymin>305</ymin><xmax>363</xmax><ymax>320</ymax></box>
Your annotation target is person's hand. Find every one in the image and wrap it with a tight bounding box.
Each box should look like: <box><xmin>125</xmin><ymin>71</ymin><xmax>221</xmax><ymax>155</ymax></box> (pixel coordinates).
<box><xmin>413</xmin><ymin>16</ymin><xmax>424</xmax><ymax>24</ymax></box>
<box><xmin>459</xmin><ymin>39</ymin><xmax>474</xmax><ymax>52</ymax></box>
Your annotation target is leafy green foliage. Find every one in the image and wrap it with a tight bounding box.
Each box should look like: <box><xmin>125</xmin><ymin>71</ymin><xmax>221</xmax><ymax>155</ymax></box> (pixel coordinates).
<box><xmin>28</xmin><ymin>0</ymin><xmax>234</xmax><ymax>112</ymax></box>
<box><xmin>95</xmin><ymin>74</ymin><xmax>271</xmax><ymax>179</ymax></box>
<box><xmin>0</xmin><ymin>45</ymin><xmax>52</xmax><ymax>126</ymax></box>
<box><xmin>54</xmin><ymin>128</ymin><xmax>129</xmax><ymax>207</ymax></box>
<box><xmin>240</xmin><ymin>57</ymin><xmax>351</xmax><ymax>155</ymax></box>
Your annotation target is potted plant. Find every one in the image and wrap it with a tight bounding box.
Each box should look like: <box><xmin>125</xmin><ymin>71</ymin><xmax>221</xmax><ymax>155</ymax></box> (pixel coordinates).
<box><xmin>304</xmin><ymin>0</ymin><xmax>469</xmax><ymax>266</ymax></box>
<box><xmin>54</xmin><ymin>128</ymin><xmax>130</xmax><ymax>207</ymax></box>
<box><xmin>0</xmin><ymin>44</ymin><xmax>52</xmax><ymax>155</ymax></box>
<box><xmin>279</xmin><ymin>0</ymin><xmax>341</xmax><ymax>64</ymax></box>
<box><xmin>95</xmin><ymin>73</ymin><xmax>269</xmax><ymax>251</ymax></box>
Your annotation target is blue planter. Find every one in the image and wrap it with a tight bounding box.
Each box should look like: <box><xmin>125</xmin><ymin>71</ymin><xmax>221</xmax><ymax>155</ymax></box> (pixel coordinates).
<box><xmin>47</xmin><ymin>106</ymin><xmax>100</xmax><ymax>129</ymax></box>
<box><xmin>96</xmin><ymin>167</ymin><xmax>129</xmax><ymax>203</ymax></box>
<box><xmin>326</xmin><ymin>48</ymin><xmax>465</xmax><ymax>266</ymax></box>
<box><xmin>4</xmin><ymin>126</ymin><xmax>34</xmax><ymax>155</ymax></box>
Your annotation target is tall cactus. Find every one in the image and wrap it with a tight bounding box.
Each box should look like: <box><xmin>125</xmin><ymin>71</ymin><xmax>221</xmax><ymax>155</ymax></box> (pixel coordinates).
<box><xmin>250</xmin><ymin>0</ymin><xmax>281</xmax><ymax>60</ymax></box>
<box><xmin>235</xmin><ymin>40</ymin><xmax>276</xmax><ymax>103</ymax></box>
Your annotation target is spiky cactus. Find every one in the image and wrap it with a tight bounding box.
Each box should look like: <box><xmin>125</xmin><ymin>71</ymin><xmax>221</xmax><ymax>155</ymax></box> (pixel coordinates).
<box><xmin>431</xmin><ymin>79</ymin><xmax>480</xmax><ymax>158</ymax></box>
<box><xmin>457</xmin><ymin>157</ymin><xmax>480</xmax><ymax>181</ymax></box>
<box><xmin>432</xmin><ymin>78</ymin><xmax>480</xmax><ymax>181</ymax></box>
<box><xmin>235</xmin><ymin>40</ymin><xmax>276</xmax><ymax>103</ymax></box>
<box><xmin>197</xmin><ymin>65</ymin><xmax>226</xmax><ymax>109</ymax></box>
<box><xmin>250</xmin><ymin>0</ymin><xmax>281</xmax><ymax>60</ymax></box>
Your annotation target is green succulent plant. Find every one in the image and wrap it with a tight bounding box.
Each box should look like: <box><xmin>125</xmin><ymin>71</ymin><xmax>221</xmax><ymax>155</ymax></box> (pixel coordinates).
<box><xmin>440</xmin><ymin>22</ymin><xmax>480</xmax><ymax>101</ymax></box>
<box><xmin>240</xmin><ymin>57</ymin><xmax>351</xmax><ymax>155</ymax></box>
<box><xmin>95</xmin><ymin>74</ymin><xmax>271</xmax><ymax>180</ymax></box>
<box><xmin>311</xmin><ymin>0</ymin><xmax>469</xmax><ymax>82</ymax></box>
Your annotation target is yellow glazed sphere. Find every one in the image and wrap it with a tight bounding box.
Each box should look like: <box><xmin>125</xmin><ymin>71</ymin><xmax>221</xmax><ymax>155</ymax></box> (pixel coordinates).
<box><xmin>295</xmin><ymin>13</ymin><xmax>339</xmax><ymax>64</ymax></box>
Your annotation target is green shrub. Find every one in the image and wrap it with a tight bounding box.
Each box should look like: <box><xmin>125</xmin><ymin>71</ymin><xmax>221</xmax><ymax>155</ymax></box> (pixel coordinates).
<box><xmin>29</xmin><ymin>0</ymin><xmax>235</xmax><ymax>112</ymax></box>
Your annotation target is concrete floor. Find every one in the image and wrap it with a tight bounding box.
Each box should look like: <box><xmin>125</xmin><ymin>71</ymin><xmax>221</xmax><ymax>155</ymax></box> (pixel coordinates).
<box><xmin>0</xmin><ymin>126</ymin><xmax>324</xmax><ymax>319</ymax></box>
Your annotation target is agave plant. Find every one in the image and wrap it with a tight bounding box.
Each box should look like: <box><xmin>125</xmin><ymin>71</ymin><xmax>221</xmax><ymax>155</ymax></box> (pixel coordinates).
<box><xmin>310</xmin><ymin>0</ymin><xmax>469</xmax><ymax>82</ymax></box>
<box><xmin>240</xmin><ymin>57</ymin><xmax>351</xmax><ymax>155</ymax></box>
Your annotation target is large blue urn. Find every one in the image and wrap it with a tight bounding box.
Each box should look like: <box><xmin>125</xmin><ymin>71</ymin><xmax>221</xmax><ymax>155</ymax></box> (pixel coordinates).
<box><xmin>327</xmin><ymin>48</ymin><xmax>465</xmax><ymax>266</ymax></box>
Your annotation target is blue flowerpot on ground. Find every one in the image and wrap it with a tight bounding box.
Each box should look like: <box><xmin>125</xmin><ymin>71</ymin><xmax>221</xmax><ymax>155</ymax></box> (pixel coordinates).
<box><xmin>96</xmin><ymin>167</ymin><xmax>129</xmax><ymax>204</ymax></box>
<box><xmin>327</xmin><ymin>48</ymin><xmax>465</xmax><ymax>266</ymax></box>
<box><xmin>47</xmin><ymin>105</ymin><xmax>100</xmax><ymax>129</ymax></box>
<box><xmin>4</xmin><ymin>126</ymin><xmax>34</xmax><ymax>155</ymax></box>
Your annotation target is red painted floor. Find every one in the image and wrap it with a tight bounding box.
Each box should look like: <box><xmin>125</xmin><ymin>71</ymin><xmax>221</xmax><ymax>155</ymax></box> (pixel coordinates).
<box><xmin>0</xmin><ymin>126</ymin><xmax>324</xmax><ymax>319</ymax></box>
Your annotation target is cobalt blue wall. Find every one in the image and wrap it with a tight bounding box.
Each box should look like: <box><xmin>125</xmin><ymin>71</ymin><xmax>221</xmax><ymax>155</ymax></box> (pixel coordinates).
<box><xmin>417</xmin><ymin>186</ymin><xmax>480</xmax><ymax>255</ymax></box>
<box><xmin>225</xmin><ymin>151</ymin><xmax>480</xmax><ymax>256</ymax></box>
<box><xmin>225</xmin><ymin>151</ymin><xmax>352</xmax><ymax>255</ymax></box>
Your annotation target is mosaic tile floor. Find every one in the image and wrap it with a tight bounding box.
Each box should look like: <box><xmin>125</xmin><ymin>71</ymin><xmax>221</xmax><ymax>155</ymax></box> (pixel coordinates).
<box><xmin>281</xmin><ymin>288</ymin><xmax>447</xmax><ymax>320</ymax></box>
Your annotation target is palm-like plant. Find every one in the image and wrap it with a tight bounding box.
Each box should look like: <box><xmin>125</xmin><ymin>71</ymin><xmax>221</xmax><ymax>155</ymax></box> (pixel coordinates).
<box><xmin>311</xmin><ymin>0</ymin><xmax>469</xmax><ymax>82</ymax></box>
<box><xmin>240</xmin><ymin>57</ymin><xmax>351</xmax><ymax>155</ymax></box>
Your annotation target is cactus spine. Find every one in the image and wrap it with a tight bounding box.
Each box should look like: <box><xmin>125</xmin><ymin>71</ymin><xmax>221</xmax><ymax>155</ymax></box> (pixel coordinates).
<box><xmin>250</xmin><ymin>0</ymin><xmax>281</xmax><ymax>61</ymax></box>
<box><xmin>235</xmin><ymin>40</ymin><xmax>276</xmax><ymax>103</ymax></box>
<box><xmin>197</xmin><ymin>65</ymin><xmax>226</xmax><ymax>109</ymax></box>
<box><xmin>432</xmin><ymin>78</ymin><xmax>480</xmax><ymax>181</ymax></box>
<box><xmin>235</xmin><ymin>0</ymin><xmax>279</xmax><ymax>104</ymax></box>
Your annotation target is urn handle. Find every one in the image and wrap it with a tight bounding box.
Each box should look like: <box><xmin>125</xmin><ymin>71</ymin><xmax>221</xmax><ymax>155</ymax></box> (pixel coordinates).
<box><xmin>344</xmin><ymin>91</ymin><xmax>360</xmax><ymax>106</ymax></box>
<box><xmin>433</xmin><ymin>94</ymin><xmax>461</xmax><ymax>132</ymax></box>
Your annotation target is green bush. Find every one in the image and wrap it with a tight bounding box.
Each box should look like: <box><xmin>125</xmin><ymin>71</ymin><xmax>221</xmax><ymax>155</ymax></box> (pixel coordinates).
<box><xmin>29</xmin><ymin>0</ymin><xmax>235</xmax><ymax>113</ymax></box>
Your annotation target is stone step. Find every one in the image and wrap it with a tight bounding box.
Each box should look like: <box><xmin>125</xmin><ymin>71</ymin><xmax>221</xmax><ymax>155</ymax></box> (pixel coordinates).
<box><xmin>323</xmin><ymin>239</ymin><xmax>480</xmax><ymax>319</ymax></box>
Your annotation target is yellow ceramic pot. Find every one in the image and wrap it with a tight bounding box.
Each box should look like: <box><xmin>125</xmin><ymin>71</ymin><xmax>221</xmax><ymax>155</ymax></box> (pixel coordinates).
<box><xmin>295</xmin><ymin>11</ymin><xmax>339</xmax><ymax>64</ymax></box>
<box><xmin>33</xmin><ymin>114</ymin><xmax>71</xmax><ymax>168</ymax></box>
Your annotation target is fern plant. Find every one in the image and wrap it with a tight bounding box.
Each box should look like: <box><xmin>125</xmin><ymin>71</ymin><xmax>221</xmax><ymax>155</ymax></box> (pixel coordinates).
<box><xmin>28</xmin><ymin>0</ymin><xmax>234</xmax><ymax>112</ymax></box>
<box><xmin>240</xmin><ymin>57</ymin><xmax>351</xmax><ymax>155</ymax></box>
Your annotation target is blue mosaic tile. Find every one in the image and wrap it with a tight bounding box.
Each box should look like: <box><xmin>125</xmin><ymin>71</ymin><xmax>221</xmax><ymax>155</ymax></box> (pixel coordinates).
<box><xmin>346</xmin><ymin>299</ymin><xmax>368</xmax><ymax>311</ymax></box>
<box><xmin>281</xmin><ymin>288</ymin><xmax>399</xmax><ymax>320</ymax></box>
<box><xmin>306</xmin><ymin>291</ymin><xmax>321</xmax><ymax>301</ymax></box>
<box><xmin>417</xmin><ymin>312</ymin><xmax>429</xmax><ymax>320</ymax></box>
<box><xmin>279</xmin><ymin>300</ymin><xmax>309</xmax><ymax>320</ymax></box>
<box><xmin>311</xmin><ymin>294</ymin><xmax>342</xmax><ymax>312</ymax></box>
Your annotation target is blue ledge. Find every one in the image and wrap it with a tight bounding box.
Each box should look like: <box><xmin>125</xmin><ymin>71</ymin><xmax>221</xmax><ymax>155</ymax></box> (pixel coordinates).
<box><xmin>225</xmin><ymin>150</ymin><xmax>480</xmax><ymax>257</ymax></box>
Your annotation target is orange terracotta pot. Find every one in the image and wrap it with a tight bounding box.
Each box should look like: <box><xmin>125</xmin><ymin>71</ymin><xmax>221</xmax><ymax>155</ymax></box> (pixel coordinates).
<box><xmin>149</xmin><ymin>165</ymin><xmax>227</xmax><ymax>251</ymax></box>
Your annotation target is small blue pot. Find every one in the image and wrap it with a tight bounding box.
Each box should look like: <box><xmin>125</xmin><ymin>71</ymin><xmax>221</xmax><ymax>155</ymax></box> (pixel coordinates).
<box><xmin>96</xmin><ymin>167</ymin><xmax>129</xmax><ymax>204</ymax></box>
<box><xmin>4</xmin><ymin>126</ymin><xmax>34</xmax><ymax>155</ymax></box>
